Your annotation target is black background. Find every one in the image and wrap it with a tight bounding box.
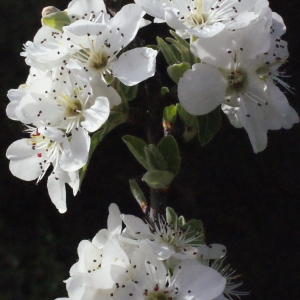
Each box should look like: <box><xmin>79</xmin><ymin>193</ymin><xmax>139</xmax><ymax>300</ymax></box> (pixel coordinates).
<box><xmin>1</xmin><ymin>0</ymin><xmax>300</xmax><ymax>299</ymax></box>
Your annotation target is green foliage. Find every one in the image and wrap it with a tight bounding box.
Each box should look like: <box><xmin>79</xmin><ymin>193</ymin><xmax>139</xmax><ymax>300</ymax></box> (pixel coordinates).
<box><xmin>42</xmin><ymin>11</ymin><xmax>71</xmax><ymax>31</ymax></box>
<box><xmin>156</xmin><ymin>37</ymin><xmax>179</xmax><ymax>66</ymax></box>
<box><xmin>166</xmin><ymin>207</ymin><xmax>205</xmax><ymax>245</ymax></box>
<box><xmin>122</xmin><ymin>135</ymin><xmax>149</xmax><ymax>170</ymax></box>
<box><xmin>129</xmin><ymin>179</ymin><xmax>147</xmax><ymax>207</ymax></box>
<box><xmin>142</xmin><ymin>170</ymin><xmax>174</xmax><ymax>189</ymax></box>
<box><xmin>167</xmin><ymin>62</ymin><xmax>191</xmax><ymax>84</ymax></box>
<box><xmin>197</xmin><ymin>106</ymin><xmax>222</xmax><ymax>146</ymax></box>
<box><xmin>117</xmin><ymin>81</ymin><xmax>138</xmax><ymax>101</ymax></box>
<box><xmin>177</xmin><ymin>104</ymin><xmax>198</xmax><ymax>142</ymax></box>
<box><xmin>123</xmin><ymin>135</ymin><xmax>181</xmax><ymax>189</ymax></box>
<box><xmin>163</xmin><ymin>104</ymin><xmax>177</xmax><ymax>124</ymax></box>
<box><xmin>157</xmin><ymin>136</ymin><xmax>181</xmax><ymax>176</ymax></box>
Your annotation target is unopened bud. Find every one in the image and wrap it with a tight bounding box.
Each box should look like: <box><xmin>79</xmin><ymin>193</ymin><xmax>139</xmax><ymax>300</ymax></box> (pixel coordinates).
<box><xmin>42</xmin><ymin>6</ymin><xmax>60</xmax><ymax>18</ymax></box>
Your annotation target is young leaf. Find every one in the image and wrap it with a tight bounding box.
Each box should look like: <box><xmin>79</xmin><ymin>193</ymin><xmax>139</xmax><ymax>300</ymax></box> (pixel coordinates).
<box><xmin>156</xmin><ymin>37</ymin><xmax>179</xmax><ymax>66</ymax></box>
<box><xmin>117</xmin><ymin>81</ymin><xmax>138</xmax><ymax>101</ymax></box>
<box><xmin>167</xmin><ymin>63</ymin><xmax>191</xmax><ymax>84</ymax></box>
<box><xmin>129</xmin><ymin>179</ymin><xmax>147</xmax><ymax>209</ymax></box>
<box><xmin>177</xmin><ymin>104</ymin><xmax>198</xmax><ymax>142</ymax></box>
<box><xmin>42</xmin><ymin>11</ymin><xmax>71</xmax><ymax>31</ymax></box>
<box><xmin>123</xmin><ymin>136</ymin><xmax>149</xmax><ymax>170</ymax></box>
<box><xmin>157</xmin><ymin>136</ymin><xmax>181</xmax><ymax>176</ymax></box>
<box><xmin>197</xmin><ymin>106</ymin><xmax>222</xmax><ymax>146</ymax></box>
<box><xmin>144</xmin><ymin>146</ymin><xmax>159</xmax><ymax>171</ymax></box>
<box><xmin>166</xmin><ymin>207</ymin><xmax>178</xmax><ymax>228</ymax></box>
<box><xmin>142</xmin><ymin>170</ymin><xmax>174</xmax><ymax>189</ymax></box>
<box><xmin>182</xmin><ymin>219</ymin><xmax>205</xmax><ymax>245</ymax></box>
<box><xmin>163</xmin><ymin>105</ymin><xmax>177</xmax><ymax>125</ymax></box>
<box><xmin>149</xmin><ymin>145</ymin><xmax>168</xmax><ymax>171</ymax></box>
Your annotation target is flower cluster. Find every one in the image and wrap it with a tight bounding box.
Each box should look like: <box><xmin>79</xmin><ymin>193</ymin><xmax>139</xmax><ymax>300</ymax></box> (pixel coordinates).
<box><xmin>6</xmin><ymin>0</ymin><xmax>157</xmax><ymax>212</ymax></box>
<box><xmin>56</xmin><ymin>204</ymin><xmax>245</xmax><ymax>300</ymax></box>
<box><xmin>135</xmin><ymin>0</ymin><xmax>299</xmax><ymax>152</ymax></box>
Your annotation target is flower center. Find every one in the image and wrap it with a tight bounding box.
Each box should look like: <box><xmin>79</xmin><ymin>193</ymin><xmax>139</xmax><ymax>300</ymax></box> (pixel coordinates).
<box><xmin>144</xmin><ymin>286</ymin><xmax>172</xmax><ymax>300</ymax></box>
<box><xmin>191</xmin><ymin>0</ymin><xmax>208</xmax><ymax>25</ymax></box>
<box><xmin>87</xmin><ymin>46</ymin><xmax>108</xmax><ymax>71</ymax></box>
<box><xmin>64</xmin><ymin>98</ymin><xmax>82</xmax><ymax>118</ymax></box>
<box><xmin>226</xmin><ymin>69</ymin><xmax>248</xmax><ymax>94</ymax></box>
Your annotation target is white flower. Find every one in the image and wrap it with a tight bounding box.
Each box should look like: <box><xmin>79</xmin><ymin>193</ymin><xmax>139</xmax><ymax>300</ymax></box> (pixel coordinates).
<box><xmin>178</xmin><ymin>18</ymin><xmax>299</xmax><ymax>152</ymax></box>
<box><xmin>114</xmin><ymin>249</ymin><xmax>226</xmax><ymax>300</ymax></box>
<box><xmin>6</xmin><ymin>127</ymin><xmax>79</xmax><ymax>212</ymax></box>
<box><xmin>63</xmin><ymin>3</ymin><xmax>157</xmax><ymax>87</ymax></box>
<box><xmin>60</xmin><ymin>204</ymin><xmax>134</xmax><ymax>299</ymax></box>
<box><xmin>6</xmin><ymin>67</ymin><xmax>50</xmax><ymax>121</ymax></box>
<box><xmin>135</xmin><ymin>0</ymin><xmax>269</xmax><ymax>38</ymax></box>
<box><xmin>22</xmin><ymin>0</ymin><xmax>157</xmax><ymax>106</ymax></box>
<box><xmin>121</xmin><ymin>213</ymin><xmax>204</xmax><ymax>260</ymax></box>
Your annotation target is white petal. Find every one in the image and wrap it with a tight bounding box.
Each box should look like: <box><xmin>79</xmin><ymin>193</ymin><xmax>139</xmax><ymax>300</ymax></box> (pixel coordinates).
<box><xmin>178</xmin><ymin>63</ymin><xmax>227</xmax><ymax>115</ymax></box>
<box><xmin>81</xmin><ymin>96</ymin><xmax>110</xmax><ymax>132</ymax></box>
<box><xmin>6</xmin><ymin>139</ymin><xmax>43</xmax><ymax>181</ymax></box>
<box><xmin>222</xmin><ymin>104</ymin><xmax>243</xmax><ymax>128</ymax></box>
<box><xmin>107</xmin><ymin>203</ymin><xmax>122</xmax><ymax>235</ymax></box>
<box><xmin>109</xmin><ymin>4</ymin><xmax>145</xmax><ymax>49</ymax></box>
<box><xmin>6</xmin><ymin>88</ymin><xmax>25</xmax><ymax>120</ymax></box>
<box><xmin>197</xmin><ymin>244</ymin><xmax>227</xmax><ymax>260</ymax></box>
<box><xmin>60</xmin><ymin>128</ymin><xmax>90</xmax><ymax>172</ymax></box>
<box><xmin>164</xmin><ymin>8</ymin><xmax>186</xmax><ymax>31</ymax></box>
<box><xmin>111</xmin><ymin>47</ymin><xmax>157</xmax><ymax>86</ymax></box>
<box><xmin>64</xmin><ymin>19</ymin><xmax>108</xmax><ymax>36</ymax></box>
<box><xmin>89</xmin><ymin>76</ymin><xmax>121</xmax><ymax>107</ymax></box>
<box><xmin>134</xmin><ymin>0</ymin><xmax>165</xmax><ymax>20</ymax></box>
<box><xmin>172</xmin><ymin>260</ymin><xmax>226</xmax><ymax>300</ymax></box>
<box><xmin>47</xmin><ymin>167</ymin><xmax>69</xmax><ymax>213</ymax></box>
<box><xmin>67</xmin><ymin>0</ymin><xmax>107</xmax><ymax>19</ymax></box>
<box><xmin>121</xmin><ymin>214</ymin><xmax>153</xmax><ymax>237</ymax></box>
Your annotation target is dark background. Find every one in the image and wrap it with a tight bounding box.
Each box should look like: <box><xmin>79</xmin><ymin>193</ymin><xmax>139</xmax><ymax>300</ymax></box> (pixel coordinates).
<box><xmin>1</xmin><ymin>0</ymin><xmax>300</xmax><ymax>299</ymax></box>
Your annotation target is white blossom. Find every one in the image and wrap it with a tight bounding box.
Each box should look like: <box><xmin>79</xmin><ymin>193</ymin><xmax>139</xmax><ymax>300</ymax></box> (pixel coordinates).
<box><xmin>135</xmin><ymin>0</ymin><xmax>269</xmax><ymax>38</ymax></box>
<box><xmin>114</xmin><ymin>249</ymin><xmax>226</xmax><ymax>300</ymax></box>
<box><xmin>178</xmin><ymin>17</ymin><xmax>299</xmax><ymax>152</ymax></box>
<box><xmin>6</xmin><ymin>127</ymin><xmax>79</xmax><ymax>212</ymax></box>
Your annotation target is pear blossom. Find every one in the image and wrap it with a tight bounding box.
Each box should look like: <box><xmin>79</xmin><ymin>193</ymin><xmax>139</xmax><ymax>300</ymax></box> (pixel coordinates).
<box><xmin>6</xmin><ymin>127</ymin><xmax>79</xmax><ymax>212</ymax></box>
<box><xmin>6</xmin><ymin>67</ymin><xmax>51</xmax><ymax>121</ymax></box>
<box><xmin>178</xmin><ymin>18</ymin><xmax>299</xmax><ymax>152</ymax></box>
<box><xmin>62</xmin><ymin>3</ymin><xmax>157</xmax><ymax>87</ymax></box>
<box><xmin>135</xmin><ymin>0</ymin><xmax>269</xmax><ymax>38</ymax></box>
<box><xmin>114</xmin><ymin>249</ymin><xmax>226</xmax><ymax>300</ymax></box>
<box><xmin>121</xmin><ymin>212</ymin><xmax>204</xmax><ymax>261</ymax></box>
<box><xmin>22</xmin><ymin>0</ymin><xmax>157</xmax><ymax>103</ymax></box>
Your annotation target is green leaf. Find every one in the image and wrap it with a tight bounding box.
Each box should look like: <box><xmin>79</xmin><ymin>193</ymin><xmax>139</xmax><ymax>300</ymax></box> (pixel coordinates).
<box><xmin>177</xmin><ymin>104</ymin><xmax>198</xmax><ymax>142</ymax></box>
<box><xmin>166</xmin><ymin>207</ymin><xmax>178</xmax><ymax>228</ymax></box>
<box><xmin>197</xmin><ymin>106</ymin><xmax>222</xmax><ymax>146</ymax></box>
<box><xmin>177</xmin><ymin>215</ymin><xmax>186</xmax><ymax>227</ymax></box>
<box><xmin>144</xmin><ymin>146</ymin><xmax>159</xmax><ymax>171</ymax></box>
<box><xmin>161</xmin><ymin>87</ymin><xmax>169</xmax><ymax>96</ymax></box>
<box><xmin>42</xmin><ymin>11</ymin><xmax>71</xmax><ymax>32</ymax></box>
<box><xmin>167</xmin><ymin>63</ymin><xmax>191</xmax><ymax>84</ymax></box>
<box><xmin>142</xmin><ymin>170</ymin><xmax>174</xmax><ymax>189</ymax></box>
<box><xmin>129</xmin><ymin>179</ymin><xmax>147</xmax><ymax>208</ymax></box>
<box><xmin>163</xmin><ymin>105</ymin><xmax>177</xmax><ymax>124</ymax></box>
<box><xmin>182</xmin><ymin>219</ymin><xmax>205</xmax><ymax>245</ymax></box>
<box><xmin>156</xmin><ymin>37</ymin><xmax>179</xmax><ymax>66</ymax></box>
<box><xmin>149</xmin><ymin>145</ymin><xmax>168</xmax><ymax>171</ymax></box>
<box><xmin>177</xmin><ymin>104</ymin><xmax>197</xmax><ymax>128</ymax></box>
<box><xmin>169</xmin><ymin>30</ymin><xmax>190</xmax><ymax>50</ymax></box>
<box><xmin>123</xmin><ymin>136</ymin><xmax>149</xmax><ymax>170</ymax></box>
<box><xmin>157</xmin><ymin>136</ymin><xmax>181</xmax><ymax>176</ymax></box>
<box><xmin>80</xmin><ymin>111</ymin><xmax>127</xmax><ymax>186</ymax></box>
<box><xmin>117</xmin><ymin>81</ymin><xmax>138</xmax><ymax>101</ymax></box>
